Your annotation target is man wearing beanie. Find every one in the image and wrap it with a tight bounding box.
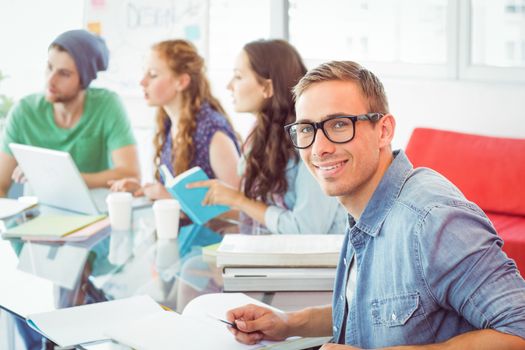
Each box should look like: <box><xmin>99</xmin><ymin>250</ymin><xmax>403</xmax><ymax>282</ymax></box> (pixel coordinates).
<box><xmin>0</xmin><ymin>29</ymin><xmax>140</xmax><ymax>197</ymax></box>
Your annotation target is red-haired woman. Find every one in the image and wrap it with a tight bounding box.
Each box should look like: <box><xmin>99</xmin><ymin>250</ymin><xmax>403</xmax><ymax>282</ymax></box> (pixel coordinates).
<box><xmin>110</xmin><ymin>39</ymin><xmax>240</xmax><ymax>199</ymax></box>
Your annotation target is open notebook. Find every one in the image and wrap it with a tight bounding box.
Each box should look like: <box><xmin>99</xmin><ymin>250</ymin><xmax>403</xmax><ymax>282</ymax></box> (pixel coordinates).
<box><xmin>105</xmin><ymin>293</ymin><xmax>331</xmax><ymax>350</ymax></box>
<box><xmin>26</xmin><ymin>294</ymin><xmax>331</xmax><ymax>349</ymax></box>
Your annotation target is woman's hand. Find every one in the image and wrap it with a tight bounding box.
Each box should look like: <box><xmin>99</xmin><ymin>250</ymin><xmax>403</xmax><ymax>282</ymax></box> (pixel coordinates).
<box><xmin>187</xmin><ymin>179</ymin><xmax>245</xmax><ymax>209</ymax></box>
<box><xmin>142</xmin><ymin>182</ymin><xmax>171</xmax><ymax>200</ymax></box>
<box><xmin>108</xmin><ymin>177</ymin><xmax>143</xmax><ymax>196</ymax></box>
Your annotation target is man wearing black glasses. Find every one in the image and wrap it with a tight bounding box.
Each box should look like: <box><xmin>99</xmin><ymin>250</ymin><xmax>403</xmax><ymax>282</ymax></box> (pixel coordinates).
<box><xmin>226</xmin><ymin>61</ymin><xmax>525</xmax><ymax>349</ymax></box>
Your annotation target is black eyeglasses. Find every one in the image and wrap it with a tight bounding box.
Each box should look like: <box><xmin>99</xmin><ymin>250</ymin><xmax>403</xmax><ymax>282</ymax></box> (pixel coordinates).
<box><xmin>284</xmin><ymin>113</ymin><xmax>384</xmax><ymax>149</ymax></box>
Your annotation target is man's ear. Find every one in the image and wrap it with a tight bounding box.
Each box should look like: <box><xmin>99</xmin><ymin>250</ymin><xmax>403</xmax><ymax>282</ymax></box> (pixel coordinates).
<box><xmin>262</xmin><ymin>79</ymin><xmax>274</xmax><ymax>99</ymax></box>
<box><xmin>378</xmin><ymin>113</ymin><xmax>395</xmax><ymax>148</ymax></box>
<box><xmin>175</xmin><ymin>73</ymin><xmax>191</xmax><ymax>92</ymax></box>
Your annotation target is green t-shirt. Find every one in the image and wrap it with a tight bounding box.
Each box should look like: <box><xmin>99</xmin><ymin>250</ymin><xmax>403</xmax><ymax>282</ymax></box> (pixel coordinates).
<box><xmin>1</xmin><ymin>88</ymin><xmax>136</xmax><ymax>173</ymax></box>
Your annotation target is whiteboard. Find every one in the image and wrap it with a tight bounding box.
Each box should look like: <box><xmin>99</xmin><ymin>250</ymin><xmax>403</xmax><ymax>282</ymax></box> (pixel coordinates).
<box><xmin>83</xmin><ymin>0</ymin><xmax>209</xmax><ymax>96</ymax></box>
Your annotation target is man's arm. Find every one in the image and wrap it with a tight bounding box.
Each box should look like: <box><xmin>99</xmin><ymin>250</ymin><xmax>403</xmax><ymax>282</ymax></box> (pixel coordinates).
<box><xmin>287</xmin><ymin>304</ymin><xmax>333</xmax><ymax>337</ymax></box>
<box><xmin>226</xmin><ymin>304</ymin><xmax>332</xmax><ymax>345</ymax></box>
<box><xmin>0</xmin><ymin>151</ymin><xmax>16</xmax><ymax>197</ymax></box>
<box><xmin>320</xmin><ymin>329</ymin><xmax>525</xmax><ymax>350</ymax></box>
<box><xmin>82</xmin><ymin>144</ymin><xmax>140</xmax><ymax>189</ymax></box>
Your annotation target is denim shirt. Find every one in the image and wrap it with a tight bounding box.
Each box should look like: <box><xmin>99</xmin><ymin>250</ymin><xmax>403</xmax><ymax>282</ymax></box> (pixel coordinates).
<box><xmin>332</xmin><ymin>150</ymin><xmax>525</xmax><ymax>347</ymax></box>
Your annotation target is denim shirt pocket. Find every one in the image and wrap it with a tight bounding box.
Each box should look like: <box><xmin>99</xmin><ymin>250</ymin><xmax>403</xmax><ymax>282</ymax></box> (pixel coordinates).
<box><xmin>371</xmin><ymin>292</ymin><xmax>421</xmax><ymax>327</ymax></box>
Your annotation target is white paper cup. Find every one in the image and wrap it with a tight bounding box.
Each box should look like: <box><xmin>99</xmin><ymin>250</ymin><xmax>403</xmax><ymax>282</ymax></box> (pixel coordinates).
<box><xmin>106</xmin><ymin>192</ymin><xmax>133</xmax><ymax>231</ymax></box>
<box><xmin>153</xmin><ymin>199</ymin><xmax>180</xmax><ymax>239</ymax></box>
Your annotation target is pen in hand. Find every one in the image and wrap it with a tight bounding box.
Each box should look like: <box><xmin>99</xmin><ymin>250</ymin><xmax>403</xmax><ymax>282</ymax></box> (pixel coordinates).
<box><xmin>207</xmin><ymin>313</ymin><xmax>238</xmax><ymax>330</ymax></box>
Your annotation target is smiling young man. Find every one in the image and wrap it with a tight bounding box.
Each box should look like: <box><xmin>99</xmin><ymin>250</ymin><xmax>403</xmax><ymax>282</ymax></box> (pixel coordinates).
<box><xmin>0</xmin><ymin>29</ymin><xmax>140</xmax><ymax>197</ymax></box>
<box><xmin>226</xmin><ymin>61</ymin><xmax>525</xmax><ymax>349</ymax></box>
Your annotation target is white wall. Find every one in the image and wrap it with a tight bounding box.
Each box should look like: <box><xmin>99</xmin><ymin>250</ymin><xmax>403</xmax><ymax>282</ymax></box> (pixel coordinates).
<box><xmin>1</xmin><ymin>0</ymin><xmax>524</xmax><ymax>180</ymax></box>
<box><xmin>384</xmin><ymin>78</ymin><xmax>525</xmax><ymax>150</ymax></box>
<box><xmin>0</xmin><ymin>0</ymin><xmax>84</xmax><ymax>99</ymax></box>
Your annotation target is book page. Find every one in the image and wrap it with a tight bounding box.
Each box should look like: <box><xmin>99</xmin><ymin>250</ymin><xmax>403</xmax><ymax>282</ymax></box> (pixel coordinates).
<box><xmin>26</xmin><ymin>295</ymin><xmax>163</xmax><ymax>347</ymax></box>
<box><xmin>182</xmin><ymin>292</ymin><xmax>280</xmax><ymax>319</ymax></box>
<box><xmin>104</xmin><ymin>293</ymin><xmax>331</xmax><ymax>349</ymax></box>
<box><xmin>106</xmin><ymin>311</ymin><xmax>262</xmax><ymax>350</ymax></box>
<box><xmin>172</xmin><ymin>166</ymin><xmax>201</xmax><ymax>185</ymax></box>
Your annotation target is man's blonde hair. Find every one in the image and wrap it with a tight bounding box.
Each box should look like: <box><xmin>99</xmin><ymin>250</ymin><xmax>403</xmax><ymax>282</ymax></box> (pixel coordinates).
<box><xmin>293</xmin><ymin>61</ymin><xmax>389</xmax><ymax>114</ymax></box>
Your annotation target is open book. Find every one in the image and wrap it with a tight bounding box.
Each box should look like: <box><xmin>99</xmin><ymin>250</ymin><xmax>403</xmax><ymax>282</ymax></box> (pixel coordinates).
<box><xmin>26</xmin><ymin>295</ymin><xmax>164</xmax><ymax>347</ymax></box>
<box><xmin>27</xmin><ymin>293</ymin><xmax>330</xmax><ymax>349</ymax></box>
<box><xmin>160</xmin><ymin>165</ymin><xmax>230</xmax><ymax>225</ymax></box>
<box><xmin>105</xmin><ymin>293</ymin><xmax>331</xmax><ymax>350</ymax></box>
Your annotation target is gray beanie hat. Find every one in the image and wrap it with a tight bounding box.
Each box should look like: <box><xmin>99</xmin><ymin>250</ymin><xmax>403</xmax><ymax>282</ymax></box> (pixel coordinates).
<box><xmin>50</xmin><ymin>30</ymin><xmax>109</xmax><ymax>88</ymax></box>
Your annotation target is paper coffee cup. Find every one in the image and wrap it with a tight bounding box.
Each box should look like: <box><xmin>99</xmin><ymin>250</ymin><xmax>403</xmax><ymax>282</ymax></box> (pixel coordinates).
<box><xmin>106</xmin><ymin>192</ymin><xmax>133</xmax><ymax>231</ymax></box>
<box><xmin>153</xmin><ymin>199</ymin><xmax>180</xmax><ymax>239</ymax></box>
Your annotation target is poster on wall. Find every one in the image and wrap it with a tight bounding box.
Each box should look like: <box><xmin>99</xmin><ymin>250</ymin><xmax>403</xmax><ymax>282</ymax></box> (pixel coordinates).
<box><xmin>83</xmin><ymin>0</ymin><xmax>209</xmax><ymax>96</ymax></box>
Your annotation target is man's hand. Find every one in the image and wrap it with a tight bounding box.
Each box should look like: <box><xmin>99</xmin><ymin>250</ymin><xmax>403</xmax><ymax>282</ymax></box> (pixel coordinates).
<box><xmin>226</xmin><ymin>304</ymin><xmax>290</xmax><ymax>345</ymax></box>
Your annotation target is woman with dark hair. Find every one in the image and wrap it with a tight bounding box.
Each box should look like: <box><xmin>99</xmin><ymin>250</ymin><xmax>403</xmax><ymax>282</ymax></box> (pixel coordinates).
<box><xmin>110</xmin><ymin>39</ymin><xmax>240</xmax><ymax>199</ymax></box>
<box><xmin>191</xmin><ymin>39</ymin><xmax>345</xmax><ymax>234</ymax></box>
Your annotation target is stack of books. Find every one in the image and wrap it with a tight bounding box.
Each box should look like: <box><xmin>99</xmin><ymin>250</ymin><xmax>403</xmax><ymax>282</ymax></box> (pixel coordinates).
<box><xmin>216</xmin><ymin>234</ymin><xmax>344</xmax><ymax>292</ymax></box>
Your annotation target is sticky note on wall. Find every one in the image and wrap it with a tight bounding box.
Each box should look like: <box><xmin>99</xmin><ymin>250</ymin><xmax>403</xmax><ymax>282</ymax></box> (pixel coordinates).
<box><xmin>87</xmin><ymin>21</ymin><xmax>102</xmax><ymax>35</ymax></box>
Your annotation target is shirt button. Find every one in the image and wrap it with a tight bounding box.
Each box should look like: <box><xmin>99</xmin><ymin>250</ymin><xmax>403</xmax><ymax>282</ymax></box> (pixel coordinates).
<box><xmin>391</xmin><ymin>313</ymin><xmax>397</xmax><ymax>321</ymax></box>
<box><xmin>333</xmin><ymin>325</ymin><xmax>338</xmax><ymax>332</ymax></box>
<box><xmin>340</xmin><ymin>295</ymin><xmax>344</xmax><ymax>301</ymax></box>
<box><xmin>343</xmin><ymin>258</ymin><xmax>347</xmax><ymax>266</ymax></box>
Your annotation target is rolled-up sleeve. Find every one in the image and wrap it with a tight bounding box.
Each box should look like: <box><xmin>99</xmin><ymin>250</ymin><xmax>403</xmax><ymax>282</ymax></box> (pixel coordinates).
<box><xmin>264</xmin><ymin>162</ymin><xmax>346</xmax><ymax>235</ymax></box>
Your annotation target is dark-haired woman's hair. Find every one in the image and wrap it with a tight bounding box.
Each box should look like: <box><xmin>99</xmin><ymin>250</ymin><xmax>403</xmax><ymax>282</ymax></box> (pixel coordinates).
<box><xmin>242</xmin><ymin>39</ymin><xmax>307</xmax><ymax>201</ymax></box>
<box><xmin>152</xmin><ymin>39</ymin><xmax>233</xmax><ymax>178</ymax></box>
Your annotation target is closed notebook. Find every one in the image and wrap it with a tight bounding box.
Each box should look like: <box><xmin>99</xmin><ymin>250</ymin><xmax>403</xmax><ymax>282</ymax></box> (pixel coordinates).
<box><xmin>2</xmin><ymin>214</ymin><xmax>106</xmax><ymax>239</ymax></box>
<box><xmin>21</xmin><ymin>217</ymin><xmax>110</xmax><ymax>242</ymax></box>
<box><xmin>160</xmin><ymin>165</ymin><xmax>230</xmax><ymax>225</ymax></box>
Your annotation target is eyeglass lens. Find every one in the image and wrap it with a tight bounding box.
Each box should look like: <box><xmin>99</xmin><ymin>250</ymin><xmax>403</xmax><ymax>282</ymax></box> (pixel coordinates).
<box><xmin>289</xmin><ymin>117</ymin><xmax>355</xmax><ymax>148</ymax></box>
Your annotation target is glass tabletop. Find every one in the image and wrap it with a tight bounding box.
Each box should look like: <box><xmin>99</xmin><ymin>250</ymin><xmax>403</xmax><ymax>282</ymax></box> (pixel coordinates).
<box><xmin>0</xmin><ymin>204</ymin><xmax>227</xmax><ymax>316</ymax></box>
<box><xmin>0</xmin><ymin>204</ymin><xmax>331</xmax><ymax>349</ymax></box>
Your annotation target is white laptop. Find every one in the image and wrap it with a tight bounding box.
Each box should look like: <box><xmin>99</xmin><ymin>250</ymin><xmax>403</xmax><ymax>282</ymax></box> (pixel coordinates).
<box><xmin>9</xmin><ymin>143</ymin><xmax>150</xmax><ymax>215</ymax></box>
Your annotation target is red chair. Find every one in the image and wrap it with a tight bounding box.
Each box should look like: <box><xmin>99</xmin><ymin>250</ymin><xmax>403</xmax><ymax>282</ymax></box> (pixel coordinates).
<box><xmin>405</xmin><ymin>127</ymin><xmax>525</xmax><ymax>274</ymax></box>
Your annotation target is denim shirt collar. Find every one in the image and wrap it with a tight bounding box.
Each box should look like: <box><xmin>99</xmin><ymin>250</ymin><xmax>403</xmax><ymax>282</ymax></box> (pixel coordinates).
<box><xmin>352</xmin><ymin>149</ymin><xmax>413</xmax><ymax>237</ymax></box>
